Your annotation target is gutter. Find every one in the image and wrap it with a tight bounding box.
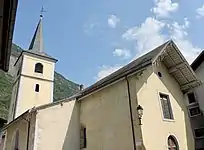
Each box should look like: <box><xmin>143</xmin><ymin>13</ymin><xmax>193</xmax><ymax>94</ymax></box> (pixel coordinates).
<box><xmin>125</xmin><ymin>76</ymin><xmax>136</xmax><ymax>150</ymax></box>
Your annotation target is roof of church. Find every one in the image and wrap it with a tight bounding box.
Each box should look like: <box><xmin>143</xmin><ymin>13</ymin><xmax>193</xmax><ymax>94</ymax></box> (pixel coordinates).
<box><xmin>78</xmin><ymin>40</ymin><xmax>170</xmax><ymax>97</ymax></box>
<box><xmin>29</xmin><ymin>16</ymin><xmax>44</xmax><ymax>52</ymax></box>
<box><xmin>77</xmin><ymin>40</ymin><xmax>201</xmax><ymax>98</ymax></box>
<box><xmin>191</xmin><ymin>50</ymin><xmax>204</xmax><ymax>71</ymax></box>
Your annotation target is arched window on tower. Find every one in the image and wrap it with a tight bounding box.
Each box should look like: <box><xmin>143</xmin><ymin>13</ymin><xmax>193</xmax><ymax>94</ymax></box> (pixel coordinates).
<box><xmin>12</xmin><ymin>129</ymin><xmax>19</xmax><ymax>150</ymax></box>
<box><xmin>34</xmin><ymin>63</ymin><xmax>43</xmax><ymax>73</ymax></box>
<box><xmin>168</xmin><ymin>135</ymin><xmax>179</xmax><ymax>150</ymax></box>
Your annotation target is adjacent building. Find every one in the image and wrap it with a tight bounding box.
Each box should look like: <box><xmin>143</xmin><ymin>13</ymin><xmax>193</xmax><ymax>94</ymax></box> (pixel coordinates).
<box><xmin>0</xmin><ymin>15</ymin><xmax>201</xmax><ymax>150</ymax></box>
<box><xmin>184</xmin><ymin>51</ymin><xmax>204</xmax><ymax>150</ymax></box>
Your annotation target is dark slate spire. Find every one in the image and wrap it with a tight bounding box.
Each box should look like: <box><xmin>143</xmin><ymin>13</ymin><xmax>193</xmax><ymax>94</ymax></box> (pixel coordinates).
<box><xmin>28</xmin><ymin>13</ymin><xmax>44</xmax><ymax>52</ymax></box>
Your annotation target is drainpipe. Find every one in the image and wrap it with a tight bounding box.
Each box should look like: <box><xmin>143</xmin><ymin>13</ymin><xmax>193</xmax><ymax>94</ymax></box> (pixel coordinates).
<box><xmin>125</xmin><ymin>76</ymin><xmax>137</xmax><ymax>150</ymax></box>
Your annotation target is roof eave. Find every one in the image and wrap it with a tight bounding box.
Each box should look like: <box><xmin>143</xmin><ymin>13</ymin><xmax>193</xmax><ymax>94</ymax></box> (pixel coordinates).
<box><xmin>153</xmin><ymin>40</ymin><xmax>202</xmax><ymax>92</ymax></box>
<box><xmin>0</xmin><ymin>0</ymin><xmax>18</xmax><ymax>72</ymax></box>
<box><xmin>24</xmin><ymin>50</ymin><xmax>58</xmax><ymax>62</ymax></box>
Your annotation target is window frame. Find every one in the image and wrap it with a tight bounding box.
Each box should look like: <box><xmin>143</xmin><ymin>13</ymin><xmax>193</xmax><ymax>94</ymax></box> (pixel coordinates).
<box><xmin>194</xmin><ymin>127</ymin><xmax>204</xmax><ymax>139</ymax></box>
<box><xmin>158</xmin><ymin>91</ymin><xmax>174</xmax><ymax>122</ymax></box>
<box><xmin>188</xmin><ymin>105</ymin><xmax>201</xmax><ymax>117</ymax></box>
<box><xmin>34</xmin><ymin>63</ymin><xmax>43</xmax><ymax>74</ymax></box>
<box><xmin>186</xmin><ymin>92</ymin><xmax>197</xmax><ymax>106</ymax></box>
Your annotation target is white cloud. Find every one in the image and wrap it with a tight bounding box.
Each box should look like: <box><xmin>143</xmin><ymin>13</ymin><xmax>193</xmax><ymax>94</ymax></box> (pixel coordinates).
<box><xmin>184</xmin><ymin>17</ymin><xmax>190</xmax><ymax>28</ymax></box>
<box><xmin>95</xmin><ymin>1</ymin><xmax>201</xmax><ymax>80</ymax></box>
<box><xmin>108</xmin><ymin>15</ymin><xmax>120</xmax><ymax>28</ymax></box>
<box><xmin>152</xmin><ymin>0</ymin><xmax>179</xmax><ymax>18</ymax></box>
<box><xmin>113</xmin><ymin>48</ymin><xmax>131</xmax><ymax>59</ymax></box>
<box><xmin>96</xmin><ymin>65</ymin><xmax>122</xmax><ymax>81</ymax></box>
<box><xmin>196</xmin><ymin>4</ymin><xmax>204</xmax><ymax>18</ymax></box>
<box><xmin>122</xmin><ymin>17</ymin><xmax>201</xmax><ymax>63</ymax></box>
<box><xmin>168</xmin><ymin>20</ymin><xmax>201</xmax><ymax>63</ymax></box>
<box><xmin>122</xmin><ymin>17</ymin><xmax>166</xmax><ymax>55</ymax></box>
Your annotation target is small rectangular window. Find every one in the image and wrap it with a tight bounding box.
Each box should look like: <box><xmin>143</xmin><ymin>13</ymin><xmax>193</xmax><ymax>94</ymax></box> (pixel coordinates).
<box><xmin>194</xmin><ymin>128</ymin><xmax>204</xmax><ymax>138</ymax></box>
<box><xmin>160</xmin><ymin>93</ymin><xmax>174</xmax><ymax>120</ymax></box>
<box><xmin>80</xmin><ymin>125</ymin><xmax>87</xmax><ymax>149</ymax></box>
<box><xmin>35</xmin><ymin>84</ymin><xmax>40</xmax><ymax>92</ymax></box>
<box><xmin>187</xmin><ymin>92</ymin><xmax>196</xmax><ymax>104</ymax></box>
<box><xmin>189</xmin><ymin>106</ymin><xmax>201</xmax><ymax>117</ymax></box>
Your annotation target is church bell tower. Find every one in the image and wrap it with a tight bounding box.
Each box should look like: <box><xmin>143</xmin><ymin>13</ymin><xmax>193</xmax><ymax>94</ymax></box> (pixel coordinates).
<box><xmin>8</xmin><ymin>14</ymin><xmax>57</xmax><ymax>122</ymax></box>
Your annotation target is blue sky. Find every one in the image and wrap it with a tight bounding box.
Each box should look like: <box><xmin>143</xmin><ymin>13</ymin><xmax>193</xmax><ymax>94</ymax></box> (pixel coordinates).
<box><xmin>13</xmin><ymin>0</ymin><xmax>204</xmax><ymax>86</ymax></box>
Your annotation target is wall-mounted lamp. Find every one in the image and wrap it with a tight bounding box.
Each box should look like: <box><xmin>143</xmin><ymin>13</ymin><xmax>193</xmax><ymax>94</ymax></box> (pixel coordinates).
<box><xmin>137</xmin><ymin>105</ymin><xmax>143</xmax><ymax>125</ymax></box>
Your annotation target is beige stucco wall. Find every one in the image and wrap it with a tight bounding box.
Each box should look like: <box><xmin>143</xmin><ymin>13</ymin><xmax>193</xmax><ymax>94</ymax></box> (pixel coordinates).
<box><xmin>79</xmin><ymin>63</ymin><xmax>194</xmax><ymax>150</ymax></box>
<box><xmin>4</xmin><ymin>116</ymin><xmax>29</xmax><ymax>150</ymax></box>
<box><xmin>136</xmin><ymin>63</ymin><xmax>194</xmax><ymax>150</ymax></box>
<box><xmin>35</xmin><ymin>100</ymin><xmax>80</xmax><ymax>150</ymax></box>
<box><xmin>15</xmin><ymin>76</ymin><xmax>53</xmax><ymax>118</ymax></box>
<box><xmin>80</xmin><ymin>78</ymin><xmax>137</xmax><ymax>150</ymax></box>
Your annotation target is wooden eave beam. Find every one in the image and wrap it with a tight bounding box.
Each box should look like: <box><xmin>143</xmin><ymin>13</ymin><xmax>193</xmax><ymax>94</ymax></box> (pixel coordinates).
<box><xmin>169</xmin><ymin>62</ymin><xmax>187</xmax><ymax>73</ymax></box>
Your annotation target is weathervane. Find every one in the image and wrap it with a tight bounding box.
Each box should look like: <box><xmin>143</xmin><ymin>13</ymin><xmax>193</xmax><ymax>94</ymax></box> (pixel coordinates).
<box><xmin>40</xmin><ymin>6</ymin><xmax>46</xmax><ymax>18</ymax></box>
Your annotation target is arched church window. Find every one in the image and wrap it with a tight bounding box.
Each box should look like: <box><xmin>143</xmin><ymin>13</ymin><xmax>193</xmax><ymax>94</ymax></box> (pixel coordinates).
<box><xmin>12</xmin><ymin>129</ymin><xmax>19</xmax><ymax>150</ymax></box>
<box><xmin>168</xmin><ymin>135</ymin><xmax>179</xmax><ymax>150</ymax></box>
<box><xmin>35</xmin><ymin>84</ymin><xmax>40</xmax><ymax>92</ymax></box>
<box><xmin>34</xmin><ymin>63</ymin><xmax>43</xmax><ymax>73</ymax></box>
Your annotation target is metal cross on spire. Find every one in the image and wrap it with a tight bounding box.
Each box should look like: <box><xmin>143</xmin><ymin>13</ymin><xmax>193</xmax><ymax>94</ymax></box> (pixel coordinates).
<box><xmin>40</xmin><ymin>6</ymin><xmax>46</xmax><ymax>18</ymax></box>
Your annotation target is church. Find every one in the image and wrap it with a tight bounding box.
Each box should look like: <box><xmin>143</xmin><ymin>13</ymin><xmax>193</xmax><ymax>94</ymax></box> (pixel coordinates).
<box><xmin>0</xmin><ymin>14</ymin><xmax>201</xmax><ymax>150</ymax></box>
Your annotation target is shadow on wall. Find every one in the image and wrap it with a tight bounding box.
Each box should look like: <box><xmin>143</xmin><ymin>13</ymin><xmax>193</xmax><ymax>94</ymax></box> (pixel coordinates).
<box><xmin>62</xmin><ymin>102</ymin><xmax>80</xmax><ymax>150</ymax></box>
<box><xmin>128</xmin><ymin>68</ymin><xmax>152</xmax><ymax>150</ymax></box>
<box><xmin>155</xmin><ymin>64</ymin><xmax>194</xmax><ymax>149</ymax></box>
<box><xmin>59</xmin><ymin>68</ymin><xmax>152</xmax><ymax>150</ymax></box>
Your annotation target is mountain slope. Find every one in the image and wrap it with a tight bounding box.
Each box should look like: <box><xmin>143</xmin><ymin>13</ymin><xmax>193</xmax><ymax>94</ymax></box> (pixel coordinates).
<box><xmin>0</xmin><ymin>44</ymin><xmax>80</xmax><ymax>120</ymax></box>
<box><xmin>54</xmin><ymin>72</ymin><xmax>80</xmax><ymax>101</ymax></box>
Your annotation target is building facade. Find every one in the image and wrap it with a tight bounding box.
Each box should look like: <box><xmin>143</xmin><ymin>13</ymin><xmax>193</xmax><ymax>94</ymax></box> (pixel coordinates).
<box><xmin>0</xmin><ymin>40</ymin><xmax>200</xmax><ymax>150</ymax></box>
<box><xmin>184</xmin><ymin>51</ymin><xmax>204</xmax><ymax>150</ymax></box>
